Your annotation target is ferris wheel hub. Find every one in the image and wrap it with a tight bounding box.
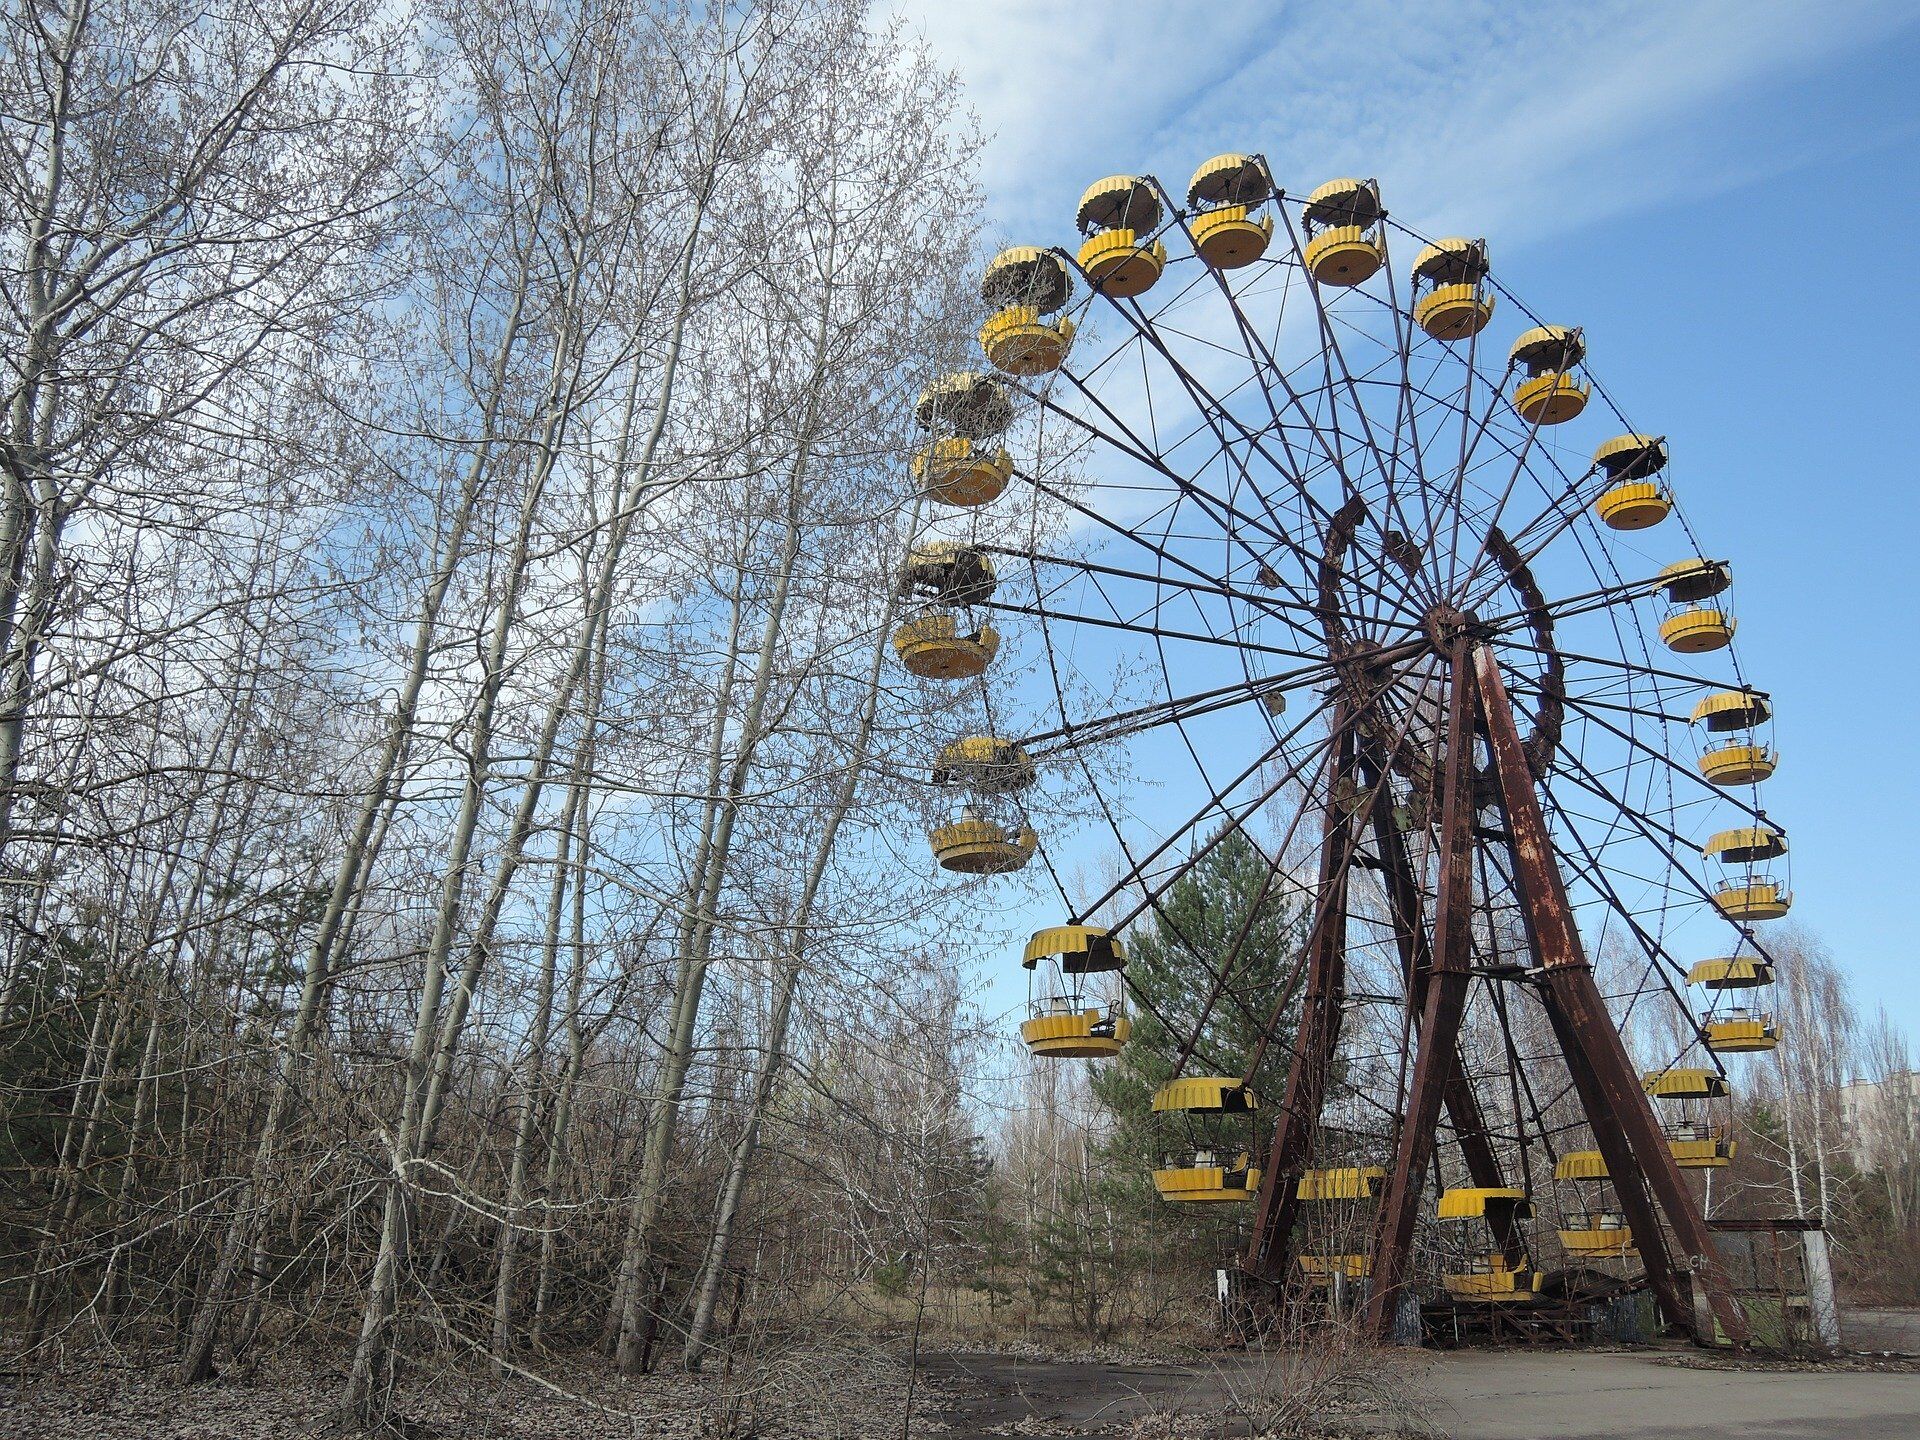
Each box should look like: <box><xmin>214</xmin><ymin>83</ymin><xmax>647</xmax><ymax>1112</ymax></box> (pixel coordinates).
<box><xmin>1421</xmin><ymin>603</ymin><xmax>1478</xmax><ymax>652</ymax></box>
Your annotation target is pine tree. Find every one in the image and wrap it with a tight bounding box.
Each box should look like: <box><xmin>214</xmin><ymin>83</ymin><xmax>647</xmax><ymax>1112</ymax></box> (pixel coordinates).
<box><xmin>1086</xmin><ymin>829</ymin><xmax>1307</xmax><ymax>1298</ymax></box>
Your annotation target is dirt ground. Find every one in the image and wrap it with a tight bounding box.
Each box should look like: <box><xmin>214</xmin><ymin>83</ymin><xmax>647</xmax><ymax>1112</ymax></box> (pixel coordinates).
<box><xmin>4</xmin><ymin>1313</ymin><xmax>1915</xmax><ymax>1439</ymax></box>
<box><xmin>0</xmin><ymin>1339</ymin><xmax>947</xmax><ymax>1440</ymax></box>
<box><xmin>1841</xmin><ymin>1306</ymin><xmax>1920</xmax><ymax>1353</ymax></box>
<box><xmin>924</xmin><ymin>1340</ymin><xmax>1920</xmax><ymax>1439</ymax></box>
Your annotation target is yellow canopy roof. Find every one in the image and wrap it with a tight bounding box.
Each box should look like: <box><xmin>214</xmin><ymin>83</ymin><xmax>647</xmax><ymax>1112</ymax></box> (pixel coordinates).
<box><xmin>982</xmin><ymin>246</ymin><xmax>1072</xmax><ymax>312</ymax></box>
<box><xmin>932</xmin><ymin>735</ymin><xmax>1035</xmax><ymax>792</ymax></box>
<box><xmin>1644</xmin><ymin>1067</ymin><xmax>1729</xmax><ymax>1099</ymax></box>
<box><xmin>1687</xmin><ymin>956</ymin><xmax>1775</xmax><ymax>987</ymax></box>
<box><xmin>1510</xmin><ymin>324</ymin><xmax>1585</xmax><ymax>369</ymax></box>
<box><xmin>1437</xmin><ymin>1186</ymin><xmax>1530</xmax><ymax>1220</ymax></box>
<box><xmin>1592</xmin><ymin>432</ymin><xmax>1667</xmax><ymax>476</ymax></box>
<box><xmin>1692</xmin><ymin>689</ymin><xmax>1770</xmax><ymax>728</ymax></box>
<box><xmin>1022</xmin><ymin>924</ymin><xmax>1125</xmax><ymax>972</ymax></box>
<box><xmin>1302</xmin><ymin>176</ymin><xmax>1380</xmax><ymax>227</ymax></box>
<box><xmin>1703</xmin><ymin>826</ymin><xmax>1787</xmax><ymax>863</ymax></box>
<box><xmin>1297</xmin><ymin>1166</ymin><xmax>1385</xmax><ymax>1201</ymax></box>
<box><xmin>1151</xmin><ymin>1076</ymin><xmax>1257</xmax><ymax>1113</ymax></box>
<box><xmin>1076</xmin><ymin>175</ymin><xmax>1161</xmax><ymax>234</ymax></box>
<box><xmin>913</xmin><ymin>371</ymin><xmax>1013</xmax><ymax>436</ymax></box>
<box><xmin>1660</xmin><ymin>557</ymin><xmax>1732</xmax><ymax>600</ymax></box>
<box><xmin>1187</xmin><ymin>153</ymin><xmax>1271</xmax><ymax>209</ymax></box>
<box><xmin>1411</xmin><ymin>236</ymin><xmax>1489</xmax><ymax>284</ymax></box>
<box><xmin>1554</xmin><ymin>1151</ymin><xmax>1609</xmax><ymax>1181</ymax></box>
<box><xmin>900</xmin><ymin>542</ymin><xmax>996</xmax><ymax>604</ymax></box>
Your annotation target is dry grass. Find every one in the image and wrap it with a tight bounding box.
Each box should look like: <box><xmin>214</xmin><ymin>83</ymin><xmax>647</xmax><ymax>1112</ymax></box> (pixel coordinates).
<box><xmin>1121</xmin><ymin>1323</ymin><xmax>1441</xmax><ymax>1440</ymax></box>
<box><xmin>818</xmin><ymin>1280</ymin><xmax>1223</xmax><ymax>1357</ymax></box>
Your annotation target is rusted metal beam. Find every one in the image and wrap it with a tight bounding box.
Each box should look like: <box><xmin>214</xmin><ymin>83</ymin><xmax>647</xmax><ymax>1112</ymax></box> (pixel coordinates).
<box><xmin>1242</xmin><ymin>707</ymin><xmax>1355</xmax><ymax>1284</ymax></box>
<box><xmin>1462</xmin><ymin>673</ymin><xmax>1689</xmax><ymax>1323</ymax></box>
<box><xmin>1472</xmin><ymin>644</ymin><xmax>1749</xmax><ymax>1347</ymax></box>
<box><xmin>1364</xmin><ymin>637</ymin><xmax>1480</xmax><ymax>1339</ymax></box>
<box><xmin>1364</xmin><ymin>752</ymin><xmax>1525</xmax><ymax>1269</ymax></box>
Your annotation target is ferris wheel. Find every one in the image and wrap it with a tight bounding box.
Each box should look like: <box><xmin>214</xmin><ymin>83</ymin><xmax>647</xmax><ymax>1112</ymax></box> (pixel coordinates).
<box><xmin>896</xmin><ymin>155</ymin><xmax>1790</xmax><ymax>1344</ymax></box>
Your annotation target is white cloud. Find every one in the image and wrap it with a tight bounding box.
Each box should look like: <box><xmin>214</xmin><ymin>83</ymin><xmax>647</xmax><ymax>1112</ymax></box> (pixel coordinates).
<box><xmin>886</xmin><ymin>0</ymin><xmax>1916</xmax><ymax>248</ymax></box>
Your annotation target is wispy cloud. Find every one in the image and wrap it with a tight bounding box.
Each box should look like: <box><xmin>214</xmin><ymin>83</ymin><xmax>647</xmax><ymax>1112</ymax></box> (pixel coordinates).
<box><xmin>886</xmin><ymin>0</ymin><xmax>1916</xmax><ymax>247</ymax></box>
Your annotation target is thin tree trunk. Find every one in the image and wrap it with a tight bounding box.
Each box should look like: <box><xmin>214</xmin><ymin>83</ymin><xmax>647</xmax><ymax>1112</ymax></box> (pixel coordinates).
<box><xmin>613</xmin><ymin>282</ymin><xmax>839</xmax><ymax>1370</ymax></box>
<box><xmin>682</xmin><ymin>507</ymin><xmax>905</xmax><ymax>1368</ymax></box>
<box><xmin>340</xmin><ymin>337</ymin><xmax>574</xmax><ymax>1420</ymax></box>
<box><xmin>173</xmin><ymin>264</ymin><xmax>534</xmax><ymax>1386</ymax></box>
<box><xmin>22</xmin><ymin>985</ymin><xmax>118</xmax><ymax>1343</ymax></box>
<box><xmin>97</xmin><ymin>1008</ymin><xmax>164</xmax><ymax>1324</ymax></box>
<box><xmin>531</xmin><ymin>761</ymin><xmax>599</xmax><ymax>1350</ymax></box>
<box><xmin>489</xmin><ymin>784</ymin><xmax>579</xmax><ymax>1361</ymax></box>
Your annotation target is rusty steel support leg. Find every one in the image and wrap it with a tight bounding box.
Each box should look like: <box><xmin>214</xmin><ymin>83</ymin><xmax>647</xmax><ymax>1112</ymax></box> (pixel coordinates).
<box><xmin>1243</xmin><ymin>712</ymin><xmax>1356</xmax><ymax>1285</ymax></box>
<box><xmin>1365</xmin><ymin>757</ymin><xmax>1524</xmax><ymax>1269</ymax></box>
<box><xmin>1472</xmin><ymin>645</ymin><xmax>1749</xmax><ymax>1346</ymax></box>
<box><xmin>1363</xmin><ymin>639</ymin><xmax>1479</xmax><ymax>1341</ymax></box>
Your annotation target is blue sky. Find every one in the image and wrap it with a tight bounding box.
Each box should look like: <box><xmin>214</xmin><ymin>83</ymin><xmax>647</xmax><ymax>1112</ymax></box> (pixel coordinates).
<box><xmin>888</xmin><ymin>1</ymin><xmax>1920</xmax><ymax>1046</ymax></box>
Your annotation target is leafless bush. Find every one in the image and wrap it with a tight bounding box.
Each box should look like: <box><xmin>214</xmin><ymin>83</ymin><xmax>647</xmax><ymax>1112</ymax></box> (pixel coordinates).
<box><xmin>1126</xmin><ymin>1319</ymin><xmax>1440</xmax><ymax>1440</ymax></box>
<box><xmin>702</xmin><ymin>1336</ymin><xmax>922</xmax><ymax>1440</ymax></box>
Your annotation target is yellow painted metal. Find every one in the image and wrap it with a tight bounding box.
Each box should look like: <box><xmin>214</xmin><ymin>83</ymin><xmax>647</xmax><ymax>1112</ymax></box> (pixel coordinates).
<box><xmin>1020</xmin><ymin>1006</ymin><xmax>1130</xmax><ymax>1058</ymax></box>
<box><xmin>1151</xmin><ymin>1158</ymin><xmax>1261</xmax><ymax>1202</ymax></box>
<box><xmin>1443</xmin><ymin>1257</ymin><xmax>1541</xmax><ymax>1302</ymax></box>
<box><xmin>1660</xmin><ymin>607</ymin><xmax>1735</xmax><ymax>654</ymax></box>
<box><xmin>1693</xmin><ymin>688</ymin><xmax>1771</xmax><ymax>732</ymax></box>
<box><xmin>1704</xmin><ymin>1014</ymin><xmax>1779</xmax><ymax>1053</ymax></box>
<box><xmin>1554</xmin><ymin>1150</ymin><xmax>1609</xmax><ymax>1181</ymax></box>
<box><xmin>1298</xmin><ymin>1253</ymin><xmax>1370</xmax><ymax>1282</ymax></box>
<box><xmin>1510</xmin><ymin>323</ymin><xmax>1586</xmax><ymax>371</ymax></box>
<box><xmin>911</xmin><ymin>437</ymin><xmax>1012</xmax><ymax>507</ymax></box>
<box><xmin>1411</xmin><ymin>236</ymin><xmax>1489</xmax><ymax>284</ymax></box>
<box><xmin>1558</xmin><ymin>1215</ymin><xmax>1636</xmax><ymax>1257</ymax></box>
<box><xmin>1698</xmin><ymin>742</ymin><xmax>1777</xmax><ymax>785</ymax></box>
<box><xmin>1513</xmin><ymin>371</ymin><xmax>1590</xmax><ymax>425</ymax></box>
<box><xmin>1558</xmin><ymin>1232</ymin><xmax>1635</xmax><ymax>1258</ymax></box>
<box><xmin>1660</xmin><ymin>558</ymin><xmax>1732</xmax><ymax>603</ymax></box>
<box><xmin>1669</xmin><ymin>1133</ymin><xmax>1736</xmax><ymax>1168</ymax></box>
<box><xmin>1078</xmin><ymin>229</ymin><xmax>1167</xmax><ymax>297</ymax></box>
<box><xmin>934</xmin><ymin>735</ymin><xmax>1035</xmax><ymax>792</ymax></box>
<box><xmin>914</xmin><ymin>371</ymin><xmax>1012</xmax><ymax>436</ymax></box>
<box><xmin>1687</xmin><ymin>957</ymin><xmax>1776</xmax><ymax>989</ymax></box>
<box><xmin>1303</xmin><ymin>225</ymin><xmax>1384</xmax><ymax>285</ymax></box>
<box><xmin>1187</xmin><ymin>153</ymin><xmax>1271</xmax><ymax>209</ymax></box>
<box><xmin>1152</xmin><ymin>1076</ymin><xmax>1257</xmax><ymax>1113</ymax></box>
<box><xmin>980</xmin><ymin>306</ymin><xmax>1075</xmax><ymax>375</ymax></box>
<box><xmin>1644</xmin><ymin>1067</ymin><xmax>1729</xmax><ymax>1100</ymax></box>
<box><xmin>1302</xmin><ymin>177</ymin><xmax>1381</xmax><ymax>228</ymax></box>
<box><xmin>1297</xmin><ymin>1165</ymin><xmax>1386</xmax><ymax>1201</ymax></box>
<box><xmin>1077</xmin><ymin>174</ymin><xmax>1162</xmax><ymax>234</ymax></box>
<box><xmin>1713</xmin><ymin>880</ymin><xmax>1791</xmax><ymax>921</ymax></box>
<box><xmin>1593</xmin><ymin>432</ymin><xmax>1668</xmax><ymax>478</ymax></box>
<box><xmin>1191</xmin><ymin>205</ymin><xmax>1273</xmax><ymax>268</ymax></box>
<box><xmin>1703</xmin><ymin>826</ymin><xmax>1786</xmax><ymax>864</ymax></box>
<box><xmin>929</xmin><ymin>817</ymin><xmax>1036</xmax><ymax>875</ymax></box>
<box><xmin>1023</xmin><ymin>924</ymin><xmax>1126</xmax><ymax>973</ymax></box>
<box><xmin>981</xmin><ymin>246</ymin><xmax>1072</xmax><ymax>312</ymax></box>
<box><xmin>1595</xmin><ymin>480</ymin><xmax>1671</xmax><ymax>530</ymax></box>
<box><xmin>1443</xmin><ymin>1273</ymin><xmax>1537</xmax><ymax>1301</ymax></box>
<box><xmin>891</xmin><ymin>615</ymin><xmax>999</xmax><ymax>679</ymax></box>
<box><xmin>1414</xmin><ymin>282</ymin><xmax>1494</xmax><ymax>340</ymax></box>
<box><xmin>1437</xmin><ymin>1186</ymin><xmax>1530</xmax><ymax>1220</ymax></box>
<box><xmin>900</xmin><ymin>541</ymin><xmax>995</xmax><ymax>604</ymax></box>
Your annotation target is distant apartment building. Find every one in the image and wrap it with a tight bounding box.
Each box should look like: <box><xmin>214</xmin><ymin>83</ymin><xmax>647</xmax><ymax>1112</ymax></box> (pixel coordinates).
<box><xmin>1839</xmin><ymin>1071</ymin><xmax>1919</xmax><ymax>1170</ymax></box>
